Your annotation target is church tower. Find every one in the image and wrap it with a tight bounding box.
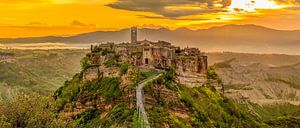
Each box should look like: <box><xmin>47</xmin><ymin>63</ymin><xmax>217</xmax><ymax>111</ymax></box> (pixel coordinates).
<box><xmin>131</xmin><ymin>27</ymin><xmax>137</xmax><ymax>43</ymax></box>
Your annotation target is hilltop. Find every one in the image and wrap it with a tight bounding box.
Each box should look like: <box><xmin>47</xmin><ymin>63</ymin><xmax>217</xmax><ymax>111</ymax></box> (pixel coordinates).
<box><xmin>50</xmin><ymin>47</ymin><xmax>265</xmax><ymax>127</ymax></box>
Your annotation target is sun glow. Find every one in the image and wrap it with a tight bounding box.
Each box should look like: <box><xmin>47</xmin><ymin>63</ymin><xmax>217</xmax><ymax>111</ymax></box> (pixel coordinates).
<box><xmin>228</xmin><ymin>0</ymin><xmax>284</xmax><ymax>13</ymax></box>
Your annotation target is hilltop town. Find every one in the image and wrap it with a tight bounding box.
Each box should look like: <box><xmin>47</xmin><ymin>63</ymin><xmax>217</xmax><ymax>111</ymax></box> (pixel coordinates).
<box><xmin>48</xmin><ymin>27</ymin><xmax>262</xmax><ymax>128</ymax></box>
<box><xmin>84</xmin><ymin>27</ymin><xmax>209</xmax><ymax>87</ymax></box>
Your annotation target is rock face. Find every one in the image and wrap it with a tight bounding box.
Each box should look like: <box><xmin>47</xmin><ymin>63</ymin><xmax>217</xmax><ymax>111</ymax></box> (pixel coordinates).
<box><xmin>83</xmin><ymin>66</ymin><xmax>122</xmax><ymax>82</ymax></box>
<box><xmin>83</xmin><ymin>67</ymin><xmax>100</xmax><ymax>82</ymax></box>
<box><xmin>99</xmin><ymin>66</ymin><xmax>120</xmax><ymax>78</ymax></box>
<box><xmin>177</xmin><ymin>72</ymin><xmax>207</xmax><ymax>87</ymax></box>
<box><xmin>175</xmin><ymin>50</ymin><xmax>208</xmax><ymax>87</ymax></box>
<box><xmin>214</xmin><ymin>59</ymin><xmax>300</xmax><ymax>105</ymax></box>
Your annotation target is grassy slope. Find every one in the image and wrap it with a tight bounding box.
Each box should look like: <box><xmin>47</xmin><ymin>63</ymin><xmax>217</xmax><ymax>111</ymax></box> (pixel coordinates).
<box><xmin>243</xmin><ymin>103</ymin><xmax>300</xmax><ymax>127</ymax></box>
<box><xmin>143</xmin><ymin>72</ymin><xmax>265</xmax><ymax>128</ymax></box>
<box><xmin>0</xmin><ymin>49</ymin><xmax>87</xmax><ymax>101</ymax></box>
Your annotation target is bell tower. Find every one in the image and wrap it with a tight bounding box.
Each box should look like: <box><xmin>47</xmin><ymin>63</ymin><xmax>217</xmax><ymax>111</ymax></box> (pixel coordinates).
<box><xmin>131</xmin><ymin>27</ymin><xmax>137</xmax><ymax>43</ymax></box>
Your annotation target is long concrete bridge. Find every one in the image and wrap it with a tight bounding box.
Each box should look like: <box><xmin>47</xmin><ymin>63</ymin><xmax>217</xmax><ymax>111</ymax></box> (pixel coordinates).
<box><xmin>136</xmin><ymin>73</ymin><xmax>163</xmax><ymax>128</ymax></box>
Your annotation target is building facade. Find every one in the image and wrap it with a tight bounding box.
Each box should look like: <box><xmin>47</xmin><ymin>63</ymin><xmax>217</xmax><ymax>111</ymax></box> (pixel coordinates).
<box><xmin>89</xmin><ymin>27</ymin><xmax>208</xmax><ymax>86</ymax></box>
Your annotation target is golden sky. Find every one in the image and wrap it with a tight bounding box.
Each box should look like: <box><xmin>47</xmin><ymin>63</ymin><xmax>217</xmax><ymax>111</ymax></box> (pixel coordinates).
<box><xmin>0</xmin><ymin>0</ymin><xmax>300</xmax><ymax>38</ymax></box>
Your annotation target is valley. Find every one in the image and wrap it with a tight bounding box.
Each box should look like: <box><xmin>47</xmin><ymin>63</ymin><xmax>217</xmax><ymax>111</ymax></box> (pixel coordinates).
<box><xmin>207</xmin><ymin>52</ymin><xmax>300</xmax><ymax>105</ymax></box>
<box><xmin>0</xmin><ymin>49</ymin><xmax>87</xmax><ymax>101</ymax></box>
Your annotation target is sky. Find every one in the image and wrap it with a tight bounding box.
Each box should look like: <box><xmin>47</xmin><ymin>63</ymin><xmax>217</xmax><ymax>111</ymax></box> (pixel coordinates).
<box><xmin>0</xmin><ymin>0</ymin><xmax>300</xmax><ymax>38</ymax></box>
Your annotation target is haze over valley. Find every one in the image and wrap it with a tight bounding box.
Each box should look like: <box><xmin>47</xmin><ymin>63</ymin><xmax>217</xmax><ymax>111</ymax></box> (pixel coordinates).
<box><xmin>1</xmin><ymin>24</ymin><xmax>300</xmax><ymax>55</ymax></box>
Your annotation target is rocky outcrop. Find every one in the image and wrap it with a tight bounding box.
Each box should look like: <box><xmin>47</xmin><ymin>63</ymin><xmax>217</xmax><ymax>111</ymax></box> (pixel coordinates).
<box><xmin>175</xmin><ymin>55</ymin><xmax>208</xmax><ymax>87</ymax></box>
<box><xmin>99</xmin><ymin>66</ymin><xmax>120</xmax><ymax>78</ymax></box>
<box><xmin>177</xmin><ymin>72</ymin><xmax>206</xmax><ymax>87</ymax></box>
<box><xmin>83</xmin><ymin>67</ymin><xmax>100</xmax><ymax>82</ymax></box>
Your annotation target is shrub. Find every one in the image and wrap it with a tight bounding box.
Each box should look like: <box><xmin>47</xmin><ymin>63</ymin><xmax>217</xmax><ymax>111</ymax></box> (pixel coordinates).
<box><xmin>80</xmin><ymin>57</ymin><xmax>90</xmax><ymax>70</ymax></box>
<box><xmin>207</xmin><ymin>68</ymin><xmax>219</xmax><ymax>80</ymax></box>
<box><xmin>75</xmin><ymin>108</ymin><xmax>101</xmax><ymax>127</ymax></box>
<box><xmin>120</xmin><ymin>63</ymin><xmax>130</xmax><ymax>75</ymax></box>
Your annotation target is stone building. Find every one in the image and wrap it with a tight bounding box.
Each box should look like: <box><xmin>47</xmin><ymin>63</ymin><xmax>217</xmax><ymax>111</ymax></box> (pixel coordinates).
<box><xmin>89</xmin><ymin>27</ymin><xmax>208</xmax><ymax>86</ymax></box>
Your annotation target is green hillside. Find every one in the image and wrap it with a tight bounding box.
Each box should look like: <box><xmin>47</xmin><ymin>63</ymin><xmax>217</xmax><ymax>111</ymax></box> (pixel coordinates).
<box><xmin>0</xmin><ymin>49</ymin><xmax>87</xmax><ymax>101</ymax></box>
<box><xmin>50</xmin><ymin>60</ymin><xmax>266</xmax><ymax>127</ymax></box>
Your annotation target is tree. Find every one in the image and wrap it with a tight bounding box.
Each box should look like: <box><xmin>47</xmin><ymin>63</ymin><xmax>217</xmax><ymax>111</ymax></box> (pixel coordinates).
<box><xmin>0</xmin><ymin>93</ymin><xmax>67</xmax><ymax>128</ymax></box>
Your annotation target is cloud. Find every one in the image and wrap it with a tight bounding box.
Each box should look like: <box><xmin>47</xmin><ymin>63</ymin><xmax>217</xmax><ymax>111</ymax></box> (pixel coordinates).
<box><xmin>70</xmin><ymin>20</ymin><xmax>96</xmax><ymax>28</ymax></box>
<box><xmin>274</xmin><ymin>0</ymin><xmax>300</xmax><ymax>4</ymax></box>
<box><xmin>136</xmin><ymin>14</ymin><xmax>210</xmax><ymax>20</ymax></box>
<box><xmin>286</xmin><ymin>6</ymin><xmax>300</xmax><ymax>10</ymax></box>
<box><xmin>1</xmin><ymin>43</ymin><xmax>82</xmax><ymax>49</ymax></box>
<box><xmin>273</xmin><ymin>0</ymin><xmax>300</xmax><ymax>10</ymax></box>
<box><xmin>70</xmin><ymin>20</ymin><xmax>87</xmax><ymax>27</ymax></box>
<box><xmin>106</xmin><ymin>0</ymin><xmax>229</xmax><ymax>18</ymax></box>
<box><xmin>26</xmin><ymin>22</ymin><xmax>45</xmax><ymax>26</ymax></box>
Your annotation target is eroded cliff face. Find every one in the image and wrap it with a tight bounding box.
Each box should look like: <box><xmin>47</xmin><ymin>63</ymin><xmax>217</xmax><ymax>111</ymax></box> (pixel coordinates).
<box><xmin>83</xmin><ymin>66</ymin><xmax>123</xmax><ymax>81</ymax></box>
<box><xmin>213</xmin><ymin>59</ymin><xmax>300</xmax><ymax>105</ymax></box>
<box><xmin>175</xmin><ymin>55</ymin><xmax>208</xmax><ymax>87</ymax></box>
<box><xmin>83</xmin><ymin>67</ymin><xmax>100</xmax><ymax>82</ymax></box>
<box><xmin>53</xmin><ymin>63</ymin><xmax>140</xmax><ymax>127</ymax></box>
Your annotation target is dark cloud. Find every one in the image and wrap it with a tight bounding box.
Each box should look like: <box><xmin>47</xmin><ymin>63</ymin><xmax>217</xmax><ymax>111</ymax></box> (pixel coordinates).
<box><xmin>106</xmin><ymin>0</ymin><xmax>229</xmax><ymax>18</ymax></box>
<box><xmin>222</xmin><ymin>0</ymin><xmax>232</xmax><ymax>7</ymax></box>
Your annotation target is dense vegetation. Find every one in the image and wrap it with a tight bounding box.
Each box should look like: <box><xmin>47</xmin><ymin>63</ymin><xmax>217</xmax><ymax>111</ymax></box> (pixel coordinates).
<box><xmin>0</xmin><ymin>94</ymin><xmax>67</xmax><ymax>128</ymax></box>
<box><xmin>52</xmin><ymin>55</ymin><xmax>142</xmax><ymax>127</ymax></box>
<box><xmin>144</xmin><ymin>68</ymin><xmax>265</xmax><ymax>127</ymax></box>
<box><xmin>244</xmin><ymin>103</ymin><xmax>300</xmax><ymax>127</ymax></box>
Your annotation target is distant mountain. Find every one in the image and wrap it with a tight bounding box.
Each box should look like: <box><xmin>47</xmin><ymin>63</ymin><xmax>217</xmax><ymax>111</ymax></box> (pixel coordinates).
<box><xmin>1</xmin><ymin>24</ymin><xmax>300</xmax><ymax>54</ymax></box>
